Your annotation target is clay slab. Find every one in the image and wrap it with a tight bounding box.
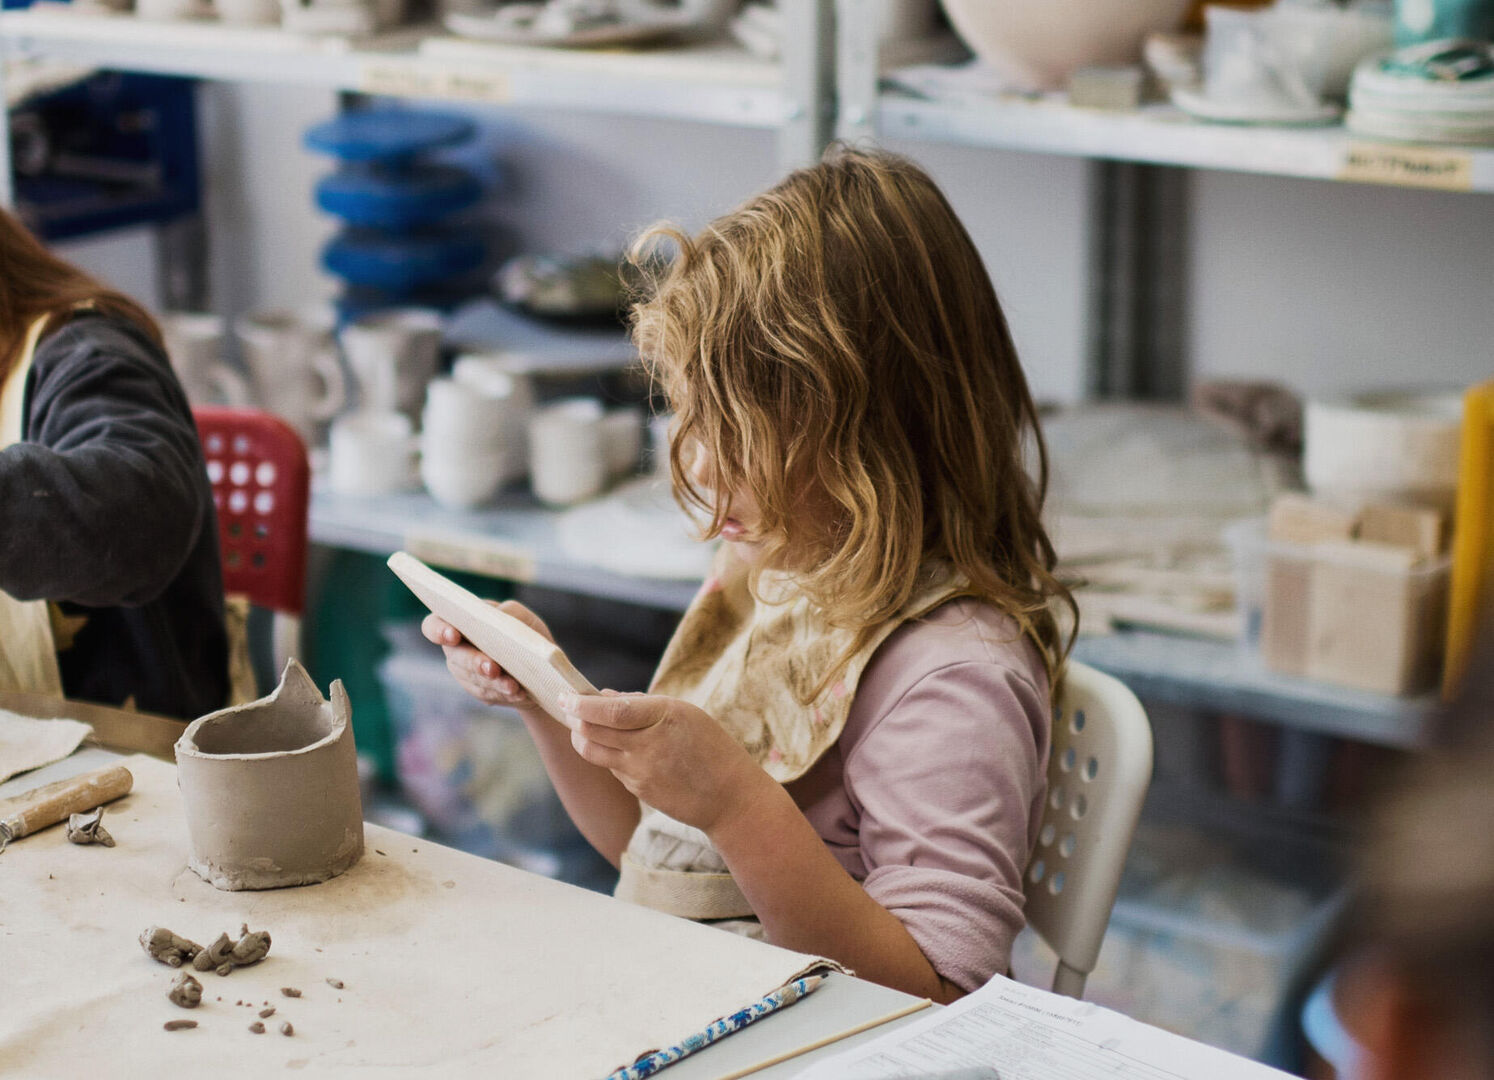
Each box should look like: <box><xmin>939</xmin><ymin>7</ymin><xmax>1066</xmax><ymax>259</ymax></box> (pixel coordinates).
<box><xmin>387</xmin><ymin>551</ymin><xmax>596</xmax><ymax>721</ymax></box>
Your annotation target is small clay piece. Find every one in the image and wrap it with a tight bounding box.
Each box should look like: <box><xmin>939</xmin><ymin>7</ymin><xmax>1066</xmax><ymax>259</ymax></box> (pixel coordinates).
<box><xmin>192</xmin><ymin>925</ymin><xmax>271</xmax><ymax>975</ymax></box>
<box><xmin>280</xmin><ymin>1022</ymin><xmax>294</xmax><ymax>1036</ymax></box>
<box><xmin>281</xmin><ymin>987</ymin><xmax>301</xmax><ymax>998</ymax></box>
<box><xmin>229</xmin><ymin>924</ymin><xmax>271</xmax><ymax>966</ymax></box>
<box><xmin>163</xmin><ymin>1020</ymin><xmax>197</xmax><ymax>1032</ymax></box>
<box><xmin>175</xmin><ymin>660</ymin><xmax>364</xmax><ymax>891</ymax></box>
<box><xmin>140</xmin><ymin>926</ymin><xmax>204</xmax><ymax>968</ymax></box>
<box><xmin>249</xmin><ymin>1022</ymin><xmax>266</xmax><ymax>1034</ymax></box>
<box><xmin>65</xmin><ymin>806</ymin><xmax>115</xmax><ymax>847</ymax></box>
<box><xmin>259</xmin><ymin>1007</ymin><xmax>275</xmax><ymax>1019</ymax></box>
<box><xmin>325</xmin><ymin>978</ymin><xmax>343</xmax><ymax>989</ymax></box>
<box><xmin>168</xmin><ymin>972</ymin><xmax>203</xmax><ymax>1009</ymax></box>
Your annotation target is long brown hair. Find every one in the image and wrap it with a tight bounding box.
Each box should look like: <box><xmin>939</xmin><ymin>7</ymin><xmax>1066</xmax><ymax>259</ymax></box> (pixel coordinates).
<box><xmin>1</xmin><ymin>207</ymin><xmax>164</xmax><ymax>384</ymax></box>
<box><xmin>630</xmin><ymin>146</ymin><xmax>1075</xmax><ymax>687</ymax></box>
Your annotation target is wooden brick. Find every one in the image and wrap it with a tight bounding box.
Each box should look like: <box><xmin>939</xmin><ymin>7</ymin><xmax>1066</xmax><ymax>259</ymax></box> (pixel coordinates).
<box><xmin>1268</xmin><ymin>494</ymin><xmax>1357</xmax><ymax>545</ymax></box>
<box><xmin>1357</xmin><ymin>502</ymin><xmax>1447</xmax><ymax>560</ymax></box>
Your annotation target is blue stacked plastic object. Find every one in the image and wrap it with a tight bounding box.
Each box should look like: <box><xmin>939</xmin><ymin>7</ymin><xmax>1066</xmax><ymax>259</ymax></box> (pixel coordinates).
<box><xmin>305</xmin><ymin>107</ymin><xmax>488</xmax><ymax>318</ymax></box>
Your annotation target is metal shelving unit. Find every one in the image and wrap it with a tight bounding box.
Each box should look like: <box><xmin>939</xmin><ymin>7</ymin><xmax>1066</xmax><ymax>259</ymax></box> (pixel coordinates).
<box><xmin>834</xmin><ymin>0</ymin><xmax>1494</xmax><ymax>195</ymax></box>
<box><xmin>0</xmin><ymin>1</ymin><xmax>1446</xmax><ymax>747</ymax></box>
<box><xmin>0</xmin><ymin>0</ymin><xmax>835</xmax><ymax>203</ymax></box>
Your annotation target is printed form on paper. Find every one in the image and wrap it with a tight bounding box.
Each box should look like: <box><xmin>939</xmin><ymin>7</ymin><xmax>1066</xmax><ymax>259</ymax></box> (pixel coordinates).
<box><xmin>793</xmin><ymin>974</ymin><xmax>1294</xmax><ymax>1080</ymax></box>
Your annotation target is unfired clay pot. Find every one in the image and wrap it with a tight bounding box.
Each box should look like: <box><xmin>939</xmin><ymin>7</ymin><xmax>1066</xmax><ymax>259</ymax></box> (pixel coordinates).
<box><xmin>176</xmin><ymin>660</ymin><xmax>364</xmax><ymax>891</ymax></box>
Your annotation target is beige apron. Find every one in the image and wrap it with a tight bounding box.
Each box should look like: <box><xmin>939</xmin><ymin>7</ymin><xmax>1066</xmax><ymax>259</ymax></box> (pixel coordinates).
<box><xmin>614</xmin><ymin>547</ymin><xmax>967</xmax><ymax>926</ymax></box>
<box><xmin>0</xmin><ymin>314</ymin><xmax>66</xmax><ymax>695</ymax></box>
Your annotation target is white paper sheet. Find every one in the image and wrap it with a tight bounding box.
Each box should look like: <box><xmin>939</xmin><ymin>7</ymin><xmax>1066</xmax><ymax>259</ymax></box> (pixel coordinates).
<box><xmin>793</xmin><ymin>974</ymin><xmax>1294</xmax><ymax>1080</ymax></box>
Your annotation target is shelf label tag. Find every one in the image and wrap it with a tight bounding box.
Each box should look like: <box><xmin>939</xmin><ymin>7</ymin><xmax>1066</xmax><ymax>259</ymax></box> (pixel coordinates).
<box><xmin>405</xmin><ymin>530</ymin><xmax>536</xmax><ymax>583</ymax></box>
<box><xmin>1338</xmin><ymin>143</ymin><xmax>1473</xmax><ymax>191</ymax></box>
<box><xmin>357</xmin><ymin>61</ymin><xmax>510</xmax><ymax>104</ymax></box>
<box><xmin>441</xmin><ymin>68</ymin><xmax>511</xmax><ymax>104</ymax></box>
<box><xmin>358</xmin><ymin>61</ymin><xmax>445</xmax><ymax>99</ymax></box>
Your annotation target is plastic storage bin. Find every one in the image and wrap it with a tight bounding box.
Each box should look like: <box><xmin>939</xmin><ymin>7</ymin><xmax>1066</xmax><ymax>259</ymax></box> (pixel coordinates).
<box><xmin>376</xmin><ymin>626</ymin><xmax>608</xmax><ymax>887</ymax></box>
<box><xmin>1226</xmin><ymin>516</ymin><xmax>1450</xmax><ymax>695</ymax></box>
<box><xmin>1011</xmin><ymin>816</ymin><xmax>1346</xmax><ymax>1064</ymax></box>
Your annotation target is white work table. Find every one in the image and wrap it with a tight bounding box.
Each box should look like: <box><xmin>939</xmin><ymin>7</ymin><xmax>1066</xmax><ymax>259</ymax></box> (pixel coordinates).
<box><xmin>0</xmin><ymin>744</ymin><xmax>929</xmax><ymax>1080</ymax></box>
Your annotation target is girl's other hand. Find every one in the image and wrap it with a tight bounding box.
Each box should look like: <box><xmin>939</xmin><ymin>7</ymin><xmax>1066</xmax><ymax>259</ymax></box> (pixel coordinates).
<box><xmin>420</xmin><ymin>600</ymin><xmax>554</xmax><ymax>714</ymax></box>
<box><xmin>556</xmin><ymin>691</ymin><xmax>770</xmax><ymax>835</ymax></box>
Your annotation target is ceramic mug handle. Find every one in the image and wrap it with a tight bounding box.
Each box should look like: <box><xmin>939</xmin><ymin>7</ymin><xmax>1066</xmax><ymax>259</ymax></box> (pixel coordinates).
<box><xmin>208</xmin><ymin>363</ymin><xmax>254</xmax><ymax>409</ymax></box>
<box><xmin>310</xmin><ymin>346</ymin><xmax>349</xmax><ymax>422</ymax></box>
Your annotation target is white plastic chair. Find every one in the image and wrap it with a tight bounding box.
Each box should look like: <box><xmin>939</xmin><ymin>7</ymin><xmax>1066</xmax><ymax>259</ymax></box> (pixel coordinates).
<box><xmin>1024</xmin><ymin>660</ymin><xmax>1153</xmax><ymax>999</ymax></box>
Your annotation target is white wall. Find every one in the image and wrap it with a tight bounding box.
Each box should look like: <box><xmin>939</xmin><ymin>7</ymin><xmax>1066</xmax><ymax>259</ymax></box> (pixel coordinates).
<box><xmin>1187</xmin><ymin>169</ymin><xmax>1494</xmax><ymax>398</ymax></box>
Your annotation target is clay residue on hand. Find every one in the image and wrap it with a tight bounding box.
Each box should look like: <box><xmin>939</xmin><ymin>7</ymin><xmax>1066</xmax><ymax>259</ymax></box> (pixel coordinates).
<box><xmin>66</xmin><ymin>806</ymin><xmax>115</xmax><ymax>846</ymax></box>
<box><xmin>192</xmin><ymin>924</ymin><xmax>271</xmax><ymax>975</ymax></box>
<box><xmin>140</xmin><ymin>926</ymin><xmax>204</xmax><ymax>968</ymax></box>
<box><xmin>168</xmin><ymin>972</ymin><xmax>203</xmax><ymax>1009</ymax></box>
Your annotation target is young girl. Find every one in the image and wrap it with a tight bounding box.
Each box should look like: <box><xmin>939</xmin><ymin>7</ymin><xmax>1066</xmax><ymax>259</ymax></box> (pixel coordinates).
<box><xmin>425</xmin><ymin>147</ymin><xmax>1073</xmax><ymax>1002</ymax></box>
<box><xmin>0</xmin><ymin>208</ymin><xmax>228</xmax><ymax>718</ymax></box>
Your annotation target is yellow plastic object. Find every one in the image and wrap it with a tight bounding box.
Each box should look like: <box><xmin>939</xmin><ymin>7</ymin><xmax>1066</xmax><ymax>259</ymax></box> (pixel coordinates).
<box><xmin>1445</xmin><ymin>380</ymin><xmax>1494</xmax><ymax>698</ymax></box>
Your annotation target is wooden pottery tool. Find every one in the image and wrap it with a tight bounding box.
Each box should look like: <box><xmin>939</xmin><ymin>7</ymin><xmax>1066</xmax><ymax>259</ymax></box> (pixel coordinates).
<box><xmin>0</xmin><ymin>764</ymin><xmax>134</xmax><ymax>853</ymax></box>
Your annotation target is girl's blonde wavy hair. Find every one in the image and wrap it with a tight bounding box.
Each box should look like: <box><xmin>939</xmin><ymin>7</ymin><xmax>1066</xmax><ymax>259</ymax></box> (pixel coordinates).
<box><xmin>629</xmin><ymin>146</ymin><xmax>1075</xmax><ymax>687</ymax></box>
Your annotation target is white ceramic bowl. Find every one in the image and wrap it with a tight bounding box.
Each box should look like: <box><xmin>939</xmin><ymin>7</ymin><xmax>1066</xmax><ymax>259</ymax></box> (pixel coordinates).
<box><xmin>1304</xmin><ymin>391</ymin><xmax>1463</xmax><ymax>513</ymax></box>
<box><xmin>939</xmin><ymin>0</ymin><xmax>1193</xmax><ymax>91</ymax></box>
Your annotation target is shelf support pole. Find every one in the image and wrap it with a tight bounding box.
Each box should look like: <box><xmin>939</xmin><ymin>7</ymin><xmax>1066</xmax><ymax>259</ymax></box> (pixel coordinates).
<box><xmin>833</xmin><ymin>0</ymin><xmax>878</xmax><ymax>146</ymax></box>
<box><xmin>0</xmin><ymin>33</ymin><xmax>16</xmax><ymax>208</ymax></box>
<box><xmin>778</xmin><ymin>0</ymin><xmax>835</xmax><ymax>171</ymax></box>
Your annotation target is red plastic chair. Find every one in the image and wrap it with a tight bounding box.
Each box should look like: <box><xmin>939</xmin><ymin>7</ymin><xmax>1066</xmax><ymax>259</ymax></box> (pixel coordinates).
<box><xmin>193</xmin><ymin>407</ymin><xmax>311</xmax><ymax>672</ymax></box>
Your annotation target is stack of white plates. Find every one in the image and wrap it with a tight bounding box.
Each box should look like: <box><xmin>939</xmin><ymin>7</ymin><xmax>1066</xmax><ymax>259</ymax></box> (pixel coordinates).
<box><xmin>1346</xmin><ymin>40</ymin><xmax>1494</xmax><ymax>144</ymax></box>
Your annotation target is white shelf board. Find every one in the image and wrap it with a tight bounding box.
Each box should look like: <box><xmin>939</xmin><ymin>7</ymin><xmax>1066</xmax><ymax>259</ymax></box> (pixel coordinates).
<box><xmin>0</xmin><ymin>8</ymin><xmax>789</xmax><ymax>127</ymax></box>
<box><xmin>879</xmin><ymin>91</ymin><xmax>1494</xmax><ymax>194</ymax></box>
<box><xmin>310</xmin><ymin>484</ymin><xmax>702</xmax><ymax>611</ymax></box>
<box><xmin>1072</xmin><ymin>631</ymin><xmax>1434</xmax><ymax>749</ymax></box>
<box><xmin>311</xmin><ymin>483</ymin><xmax>1434</xmax><ymax>746</ymax></box>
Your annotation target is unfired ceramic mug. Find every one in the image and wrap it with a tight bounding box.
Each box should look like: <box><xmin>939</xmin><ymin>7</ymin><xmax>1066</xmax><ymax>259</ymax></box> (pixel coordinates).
<box><xmin>339</xmin><ymin>307</ymin><xmax>443</xmax><ymax>418</ymax></box>
<box><xmin>159</xmin><ymin>311</ymin><xmax>252</xmax><ymax>408</ymax></box>
<box><xmin>328</xmin><ymin>411</ymin><xmax>419</xmax><ymax>497</ymax></box>
<box><xmin>529</xmin><ymin>397</ymin><xmax>607</xmax><ymax>507</ymax></box>
<box><xmin>236</xmin><ymin>308</ymin><xmax>348</xmax><ymax>447</ymax></box>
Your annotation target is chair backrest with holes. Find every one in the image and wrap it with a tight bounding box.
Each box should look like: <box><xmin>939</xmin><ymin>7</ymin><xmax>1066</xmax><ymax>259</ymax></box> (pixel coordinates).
<box><xmin>193</xmin><ymin>407</ymin><xmax>311</xmax><ymax>617</ymax></box>
<box><xmin>1024</xmin><ymin>660</ymin><xmax>1153</xmax><ymax>999</ymax></box>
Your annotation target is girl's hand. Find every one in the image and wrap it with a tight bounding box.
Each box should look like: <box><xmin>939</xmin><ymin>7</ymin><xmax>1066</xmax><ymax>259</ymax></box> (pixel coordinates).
<box><xmin>557</xmin><ymin>691</ymin><xmax>770</xmax><ymax>835</ymax></box>
<box><xmin>421</xmin><ymin>601</ymin><xmax>554</xmax><ymax>715</ymax></box>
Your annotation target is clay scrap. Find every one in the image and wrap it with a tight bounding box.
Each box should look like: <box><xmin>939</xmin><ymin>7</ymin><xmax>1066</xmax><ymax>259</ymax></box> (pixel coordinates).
<box><xmin>141</xmin><ymin>924</ymin><xmax>269</xmax><ymax>975</ymax></box>
<box><xmin>162</xmin><ymin>1020</ymin><xmax>197</xmax><ymax>1032</ymax></box>
<box><xmin>65</xmin><ymin>806</ymin><xmax>114</xmax><ymax>846</ymax></box>
<box><xmin>168</xmin><ymin>972</ymin><xmax>203</xmax><ymax>1009</ymax></box>
<box><xmin>175</xmin><ymin>659</ymin><xmax>364</xmax><ymax>891</ymax></box>
<box><xmin>141</xmin><ymin>926</ymin><xmax>204</xmax><ymax>968</ymax></box>
<box><xmin>192</xmin><ymin>924</ymin><xmax>272</xmax><ymax>976</ymax></box>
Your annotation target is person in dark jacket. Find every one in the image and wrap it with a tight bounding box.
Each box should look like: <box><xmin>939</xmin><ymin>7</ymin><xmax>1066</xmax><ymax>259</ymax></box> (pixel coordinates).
<box><xmin>1</xmin><ymin>206</ymin><xmax>228</xmax><ymax>719</ymax></box>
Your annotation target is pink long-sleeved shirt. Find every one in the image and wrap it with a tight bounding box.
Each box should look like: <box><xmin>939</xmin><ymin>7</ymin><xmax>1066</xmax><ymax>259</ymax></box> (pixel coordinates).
<box><xmin>786</xmin><ymin>597</ymin><xmax>1052</xmax><ymax>992</ymax></box>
